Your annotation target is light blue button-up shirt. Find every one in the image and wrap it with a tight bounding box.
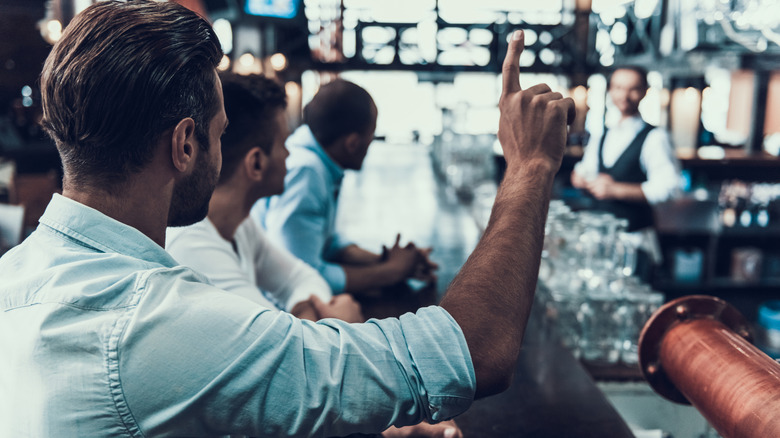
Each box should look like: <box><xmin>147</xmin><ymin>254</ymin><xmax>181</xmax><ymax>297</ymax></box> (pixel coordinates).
<box><xmin>252</xmin><ymin>125</ymin><xmax>353</xmax><ymax>293</ymax></box>
<box><xmin>0</xmin><ymin>194</ymin><xmax>475</xmax><ymax>437</ymax></box>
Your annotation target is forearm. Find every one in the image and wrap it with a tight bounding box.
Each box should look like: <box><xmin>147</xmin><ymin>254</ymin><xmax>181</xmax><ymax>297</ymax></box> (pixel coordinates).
<box><xmin>336</xmin><ymin>244</ymin><xmax>381</xmax><ymax>266</ymax></box>
<box><xmin>570</xmin><ymin>169</ymin><xmax>587</xmax><ymax>188</ymax></box>
<box><xmin>440</xmin><ymin>162</ymin><xmax>555</xmax><ymax>398</ymax></box>
<box><xmin>612</xmin><ymin>181</ymin><xmax>647</xmax><ymax>202</ymax></box>
<box><xmin>342</xmin><ymin>261</ymin><xmax>402</xmax><ymax>294</ymax></box>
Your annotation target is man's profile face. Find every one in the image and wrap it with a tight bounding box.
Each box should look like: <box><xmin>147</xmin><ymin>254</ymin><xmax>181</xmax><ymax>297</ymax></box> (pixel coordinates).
<box><xmin>349</xmin><ymin>103</ymin><xmax>378</xmax><ymax>171</ymax></box>
<box><xmin>168</xmin><ymin>73</ymin><xmax>226</xmax><ymax>227</ymax></box>
<box><xmin>264</xmin><ymin>109</ymin><xmax>291</xmax><ymax>197</ymax></box>
<box><xmin>609</xmin><ymin>69</ymin><xmax>647</xmax><ymax>117</ymax></box>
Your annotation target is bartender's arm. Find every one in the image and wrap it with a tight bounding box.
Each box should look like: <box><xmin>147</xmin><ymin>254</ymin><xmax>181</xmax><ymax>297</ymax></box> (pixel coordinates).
<box><xmin>585</xmin><ymin>174</ymin><xmax>647</xmax><ymax>202</ymax></box>
<box><xmin>440</xmin><ymin>30</ymin><xmax>575</xmax><ymax>398</ymax></box>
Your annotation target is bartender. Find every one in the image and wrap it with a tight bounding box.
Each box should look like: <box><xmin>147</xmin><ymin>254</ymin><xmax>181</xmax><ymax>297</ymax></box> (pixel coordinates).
<box><xmin>571</xmin><ymin>66</ymin><xmax>681</xmax><ymax>277</ymax></box>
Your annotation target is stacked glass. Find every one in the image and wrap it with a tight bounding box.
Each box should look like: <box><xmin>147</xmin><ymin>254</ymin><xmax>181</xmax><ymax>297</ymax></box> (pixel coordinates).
<box><xmin>537</xmin><ymin>201</ymin><xmax>665</xmax><ymax>366</ymax></box>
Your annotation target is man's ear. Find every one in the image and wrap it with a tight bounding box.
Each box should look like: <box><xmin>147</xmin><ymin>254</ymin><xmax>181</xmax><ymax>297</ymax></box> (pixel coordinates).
<box><xmin>244</xmin><ymin>146</ymin><xmax>267</xmax><ymax>182</ymax></box>
<box><xmin>342</xmin><ymin>132</ymin><xmax>362</xmax><ymax>154</ymax></box>
<box><xmin>170</xmin><ymin>118</ymin><xmax>197</xmax><ymax>173</ymax></box>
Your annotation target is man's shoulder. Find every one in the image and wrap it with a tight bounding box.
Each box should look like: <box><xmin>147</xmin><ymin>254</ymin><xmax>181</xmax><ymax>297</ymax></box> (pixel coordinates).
<box><xmin>287</xmin><ymin>145</ymin><xmax>328</xmax><ymax>173</ymax></box>
<box><xmin>1</xmin><ymin>229</ymin><xmax>215</xmax><ymax>312</ymax></box>
<box><xmin>166</xmin><ymin>219</ymin><xmax>217</xmax><ymax>250</ymax></box>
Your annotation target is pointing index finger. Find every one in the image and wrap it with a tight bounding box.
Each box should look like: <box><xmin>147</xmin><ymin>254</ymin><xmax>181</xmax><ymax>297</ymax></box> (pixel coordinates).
<box><xmin>502</xmin><ymin>30</ymin><xmax>524</xmax><ymax>95</ymax></box>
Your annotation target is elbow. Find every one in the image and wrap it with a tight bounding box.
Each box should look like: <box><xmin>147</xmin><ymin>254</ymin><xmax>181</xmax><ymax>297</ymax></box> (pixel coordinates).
<box><xmin>473</xmin><ymin>355</ymin><xmax>517</xmax><ymax>398</ymax></box>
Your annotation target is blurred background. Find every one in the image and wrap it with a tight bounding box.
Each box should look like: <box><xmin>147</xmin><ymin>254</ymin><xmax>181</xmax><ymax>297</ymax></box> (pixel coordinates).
<box><xmin>1</xmin><ymin>1</ymin><xmax>780</xmax><ymax>436</ymax></box>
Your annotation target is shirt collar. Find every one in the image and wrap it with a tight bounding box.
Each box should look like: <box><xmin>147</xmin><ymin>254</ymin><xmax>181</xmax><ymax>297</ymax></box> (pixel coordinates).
<box><xmin>39</xmin><ymin>193</ymin><xmax>180</xmax><ymax>268</ymax></box>
<box><xmin>614</xmin><ymin>115</ymin><xmax>645</xmax><ymax>131</ymax></box>
<box><xmin>287</xmin><ymin>125</ymin><xmax>345</xmax><ymax>184</ymax></box>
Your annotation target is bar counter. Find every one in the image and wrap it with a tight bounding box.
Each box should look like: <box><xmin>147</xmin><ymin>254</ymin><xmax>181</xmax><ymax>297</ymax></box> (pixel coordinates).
<box><xmin>455</xmin><ymin>344</ymin><xmax>634</xmax><ymax>437</ymax></box>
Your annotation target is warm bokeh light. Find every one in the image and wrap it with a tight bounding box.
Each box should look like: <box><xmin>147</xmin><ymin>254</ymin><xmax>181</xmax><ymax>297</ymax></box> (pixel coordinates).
<box><xmin>270</xmin><ymin>53</ymin><xmax>288</xmax><ymax>71</ymax></box>
<box><xmin>217</xmin><ymin>55</ymin><xmax>231</xmax><ymax>71</ymax></box>
<box><xmin>46</xmin><ymin>19</ymin><xmax>62</xmax><ymax>43</ymax></box>
<box><xmin>239</xmin><ymin>53</ymin><xmax>256</xmax><ymax>67</ymax></box>
<box><xmin>213</xmin><ymin>18</ymin><xmax>233</xmax><ymax>54</ymax></box>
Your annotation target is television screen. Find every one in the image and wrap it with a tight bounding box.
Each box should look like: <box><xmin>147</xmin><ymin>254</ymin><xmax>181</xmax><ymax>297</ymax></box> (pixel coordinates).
<box><xmin>244</xmin><ymin>0</ymin><xmax>299</xmax><ymax>19</ymax></box>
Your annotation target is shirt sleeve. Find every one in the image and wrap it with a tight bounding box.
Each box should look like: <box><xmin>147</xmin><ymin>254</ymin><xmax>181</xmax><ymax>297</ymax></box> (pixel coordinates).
<box><xmin>245</xmin><ymin>219</ymin><xmax>333</xmax><ymax>312</ymax></box>
<box><xmin>639</xmin><ymin>128</ymin><xmax>681</xmax><ymax>204</ymax></box>
<box><xmin>118</xmin><ymin>271</ymin><xmax>475</xmax><ymax>437</ymax></box>
<box><xmin>165</xmin><ymin>224</ymin><xmax>281</xmax><ymax>310</ymax></box>
<box><xmin>260</xmin><ymin>166</ymin><xmax>348</xmax><ymax>293</ymax></box>
<box><xmin>573</xmin><ymin>132</ymin><xmax>602</xmax><ymax>180</ymax></box>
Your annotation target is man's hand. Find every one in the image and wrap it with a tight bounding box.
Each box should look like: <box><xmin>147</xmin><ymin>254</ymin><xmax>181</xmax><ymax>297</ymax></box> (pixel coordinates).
<box><xmin>570</xmin><ymin>169</ymin><xmax>588</xmax><ymax>189</ymax></box>
<box><xmin>382</xmin><ymin>419</ymin><xmax>462</xmax><ymax>438</ymax></box>
<box><xmin>411</xmin><ymin>247</ymin><xmax>438</xmax><ymax>285</ymax></box>
<box><xmin>310</xmin><ymin>294</ymin><xmax>365</xmax><ymax>323</ymax></box>
<box><xmin>585</xmin><ymin>173</ymin><xmax>616</xmax><ymax>199</ymax></box>
<box><xmin>382</xmin><ymin>234</ymin><xmax>420</xmax><ymax>284</ymax></box>
<box><xmin>497</xmin><ymin>30</ymin><xmax>575</xmax><ymax>176</ymax></box>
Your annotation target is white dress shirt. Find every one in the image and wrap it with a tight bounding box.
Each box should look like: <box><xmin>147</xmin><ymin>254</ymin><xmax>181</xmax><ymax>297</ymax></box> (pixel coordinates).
<box><xmin>166</xmin><ymin>216</ymin><xmax>332</xmax><ymax>312</ymax></box>
<box><xmin>575</xmin><ymin>116</ymin><xmax>681</xmax><ymax>205</ymax></box>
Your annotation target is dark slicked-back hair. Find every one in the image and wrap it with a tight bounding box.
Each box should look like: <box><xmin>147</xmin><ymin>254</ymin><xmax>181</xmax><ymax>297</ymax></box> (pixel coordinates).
<box><xmin>609</xmin><ymin>65</ymin><xmax>650</xmax><ymax>90</ymax></box>
<box><xmin>40</xmin><ymin>0</ymin><xmax>223</xmax><ymax>188</ymax></box>
<box><xmin>218</xmin><ymin>73</ymin><xmax>287</xmax><ymax>184</ymax></box>
<box><xmin>302</xmin><ymin>79</ymin><xmax>375</xmax><ymax>148</ymax></box>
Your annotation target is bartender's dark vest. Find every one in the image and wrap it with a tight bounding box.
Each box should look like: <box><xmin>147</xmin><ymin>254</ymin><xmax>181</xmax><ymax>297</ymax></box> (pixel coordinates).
<box><xmin>594</xmin><ymin>123</ymin><xmax>655</xmax><ymax>232</ymax></box>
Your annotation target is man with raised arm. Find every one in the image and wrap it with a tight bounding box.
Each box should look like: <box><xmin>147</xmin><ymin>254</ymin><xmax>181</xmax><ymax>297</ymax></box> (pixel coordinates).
<box><xmin>0</xmin><ymin>1</ymin><xmax>573</xmax><ymax>435</ymax></box>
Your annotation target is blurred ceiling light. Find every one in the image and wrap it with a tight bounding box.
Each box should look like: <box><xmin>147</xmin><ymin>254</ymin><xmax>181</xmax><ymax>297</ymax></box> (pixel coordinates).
<box><xmin>285</xmin><ymin>81</ymin><xmax>301</xmax><ymax>100</ymax></box>
<box><xmin>471</xmin><ymin>47</ymin><xmax>491</xmax><ymax>66</ymax></box>
<box><xmin>634</xmin><ymin>0</ymin><xmax>658</xmax><ymax>20</ymax></box>
<box><xmin>539</xmin><ymin>31</ymin><xmax>554</xmax><ymax>45</ymax></box>
<box><xmin>520</xmin><ymin>50</ymin><xmax>536</xmax><ymax>67</ymax></box>
<box><xmin>417</xmin><ymin>20</ymin><xmax>437</xmax><ymax>63</ymax></box>
<box><xmin>44</xmin><ymin>19</ymin><xmax>62</xmax><ymax>44</ymax></box>
<box><xmin>437</xmin><ymin>27</ymin><xmax>468</xmax><ymax>46</ymax></box>
<box><xmin>343</xmin><ymin>29</ymin><xmax>356</xmax><ymax>58</ymax></box>
<box><xmin>610</xmin><ymin>21</ymin><xmax>628</xmax><ymax>45</ymax></box>
<box><xmin>373</xmin><ymin>46</ymin><xmax>396</xmax><ymax>64</ymax></box>
<box><xmin>213</xmin><ymin>18</ymin><xmax>233</xmax><ymax>54</ymax></box>
<box><xmin>399</xmin><ymin>48</ymin><xmax>423</xmax><ymax>65</ymax></box>
<box><xmin>270</xmin><ymin>53</ymin><xmax>288</xmax><ymax>71</ymax></box>
<box><xmin>523</xmin><ymin>29</ymin><xmax>538</xmax><ymax>46</ymax></box>
<box><xmin>362</xmin><ymin>26</ymin><xmax>395</xmax><ymax>45</ymax></box>
<box><xmin>217</xmin><ymin>55</ymin><xmax>231</xmax><ymax>71</ymax></box>
<box><xmin>572</xmin><ymin>85</ymin><xmax>588</xmax><ymax>103</ymax></box>
<box><xmin>400</xmin><ymin>28</ymin><xmax>419</xmax><ymax>45</ymax></box>
<box><xmin>659</xmin><ymin>88</ymin><xmax>671</xmax><ymax>107</ymax></box>
<box><xmin>539</xmin><ymin>48</ymin><xmax>556</xmax><ymax>65</ymax></box>
<box><xmin>239</xmin><ymin>53</ymin><xmax>256</xmax><ymax>68</ymax></box>
<box><xmin>469</xmin><ymin>28</ymin><xmax>493</xmax><ymax>46</ymax></box>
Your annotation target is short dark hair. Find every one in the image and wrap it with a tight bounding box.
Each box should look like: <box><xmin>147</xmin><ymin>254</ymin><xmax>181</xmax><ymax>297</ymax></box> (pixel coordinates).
<box><xmin>40</xmin><ymin>1</ymin><xmax>223</xmax><ymax>188</ymax></box>
<box><xmin>302</xmin><ymin>79</ymin><xmax>375</xmax><ymax>148</ymax></box>
<box><xmin>609</xmin><ymin>65</ymin><xmax>649</xmax><ymax>90</ymax></box>
<box><xmin>218</xmin><ymin>73</ymin><xmax>287</xmax><ymax>184</ymax></box>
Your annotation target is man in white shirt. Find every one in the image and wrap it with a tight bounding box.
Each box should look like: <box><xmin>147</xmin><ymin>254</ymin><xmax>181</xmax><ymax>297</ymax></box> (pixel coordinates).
<box><xmin>571</xmin><ymin>66</ymin><xmax>680</xmax><ymax>232</ymax></box>
<box><xmin>167</xmin><ymin>73</ymin><xmax>365</xmax><ymax>322</ymax></box>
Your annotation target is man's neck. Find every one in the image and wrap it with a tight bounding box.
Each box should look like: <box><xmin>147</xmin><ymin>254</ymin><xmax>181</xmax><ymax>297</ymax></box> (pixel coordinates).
<box><xmin>207</xmin><ymin>184</ymin><xmax>252</xmax><ymax>242</ymax></box>
<box><xmin>62</xmin><ymin>175</ymin><xmax>173</xmax><ymax>247</ymax></box>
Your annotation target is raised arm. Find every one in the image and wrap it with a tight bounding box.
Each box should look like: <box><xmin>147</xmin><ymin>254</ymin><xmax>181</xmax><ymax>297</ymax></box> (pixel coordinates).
<box><xmin>440</xmin><ymin>30</ymin><xmax>575</xmax><ymax>398</ymax></box>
